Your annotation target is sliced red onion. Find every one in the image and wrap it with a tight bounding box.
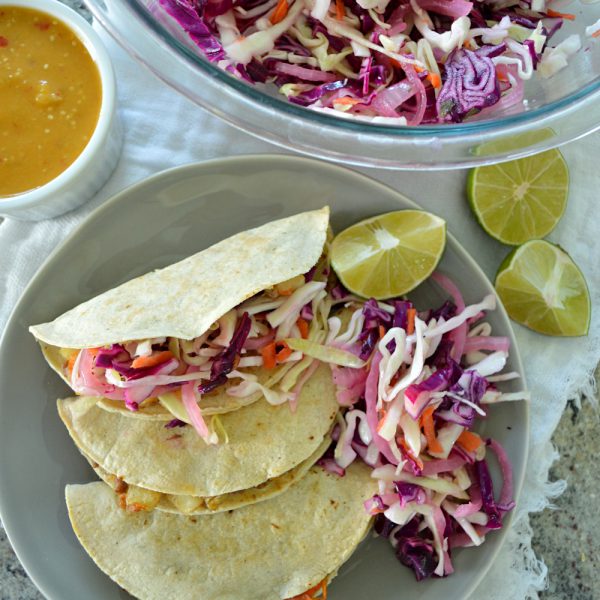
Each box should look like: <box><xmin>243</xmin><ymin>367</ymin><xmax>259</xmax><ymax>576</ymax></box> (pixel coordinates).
<box><xmin>463</xmin><ymin>335</ymin><xmax>510</xmax><ymax>353</ymax></box>
<box><xmin>124</xmin><ymin>384</ymin><xmax>155</xmax><ymax>410</ymax></box>
<box><xmin>273</xmin><ymin>61</ymin><xmax>339</xmax><ymax>82</ymax></box>
<box><xmin>449</xmin><ymin>525</ymin><xmax>490</xmax><ymax>548</ymax></box>
<box><xmin>73</xmin><ymin>349</ymin><xmax>124</xmax><ymax>400</ymax></box>
<box><xmin>331</xmin><ymin>365</ymin><xmax>368</xmax><ymax>406</ymax></box>
<box><xmin>402</xmin><ymin>64</ymin><xmax>427</xmax><ymax>126</ymax></box>
<box><xmin>181</xmin><ymin>382</ymin><xmax>214</xmax><ymax>442</ymax></box>
<box><xmin>415</xmin><ymin>0</ymin><xmax>472</xmax><ymax>18</ymax></box>
<box><xmin>371</xmin><ymin>81</ymin><xmax>416</xmax><ymax>117</ymax></box>
<box><xmin>454</xmin><ymin>484</ymin><xmax>482</xmax><ymax>518</ymax></box>
<box><xmin>243</xmin><ymin>330</ymin><xmax>275</xmax><ymax>350</ymax></box>
<box><xmin>421</xmin><ymin>452</ymin><xmax>467</xmax><ymax>476</ymax></box>
<box><xmin>487</xmin><ymin>438</ymin><xmax>515</xmax><ymax>511</ymax></box>
<box><xmin>317</xmin><ymin>457</ymin><xmax>346</xmax><ymax>476</ymax></box>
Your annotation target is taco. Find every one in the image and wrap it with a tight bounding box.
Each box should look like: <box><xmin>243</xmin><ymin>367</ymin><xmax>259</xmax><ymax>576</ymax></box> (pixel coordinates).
<box><xmin>66</xmin><ymin>463</ymin><xmax>377</xmax><ymax>600</ymax></box>
<box><xmin>31</xmin><ymin>208</ymin><xmax>333</xmax><ymax>442</ymax></box>
<box><xmin>87</xmin><ymin>435</ymin><xmax>331</xmax><ymax>515</ymax></box>
<box><xmin>56</xmin><ymin>362</ymin><xmax>338</xmax><ymax>508</ymax></box>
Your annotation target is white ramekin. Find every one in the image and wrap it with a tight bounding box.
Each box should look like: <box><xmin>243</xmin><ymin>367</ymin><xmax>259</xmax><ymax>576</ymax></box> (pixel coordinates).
<box><xmin>0</xmin><ymin>0</ymin><xmax>122</xmax><ymax>221</ymax></box>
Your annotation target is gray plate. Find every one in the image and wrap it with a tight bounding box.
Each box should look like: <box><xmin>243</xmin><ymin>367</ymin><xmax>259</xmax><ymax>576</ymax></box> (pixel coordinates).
<box><xmin>0</xmin><ymin>155</ymin><xmax>528</xmax><ymax>600</ymax></box>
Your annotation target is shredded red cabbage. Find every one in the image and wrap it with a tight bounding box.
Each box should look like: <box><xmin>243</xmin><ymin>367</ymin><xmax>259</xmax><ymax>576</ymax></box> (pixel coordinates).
<box><xmin>200</xmin><ymin>311</ymin><xmax>252</xmax><ymax>393</ymax></box>
<box><xmin>158</xmin><ymin>0</ymin><xmax>225</xmax><ymax>61</ymax></box>
<box><xmin>437</xmin><ymin>45</ymin><xmax>503</xmax><ymax>123</ymax></box>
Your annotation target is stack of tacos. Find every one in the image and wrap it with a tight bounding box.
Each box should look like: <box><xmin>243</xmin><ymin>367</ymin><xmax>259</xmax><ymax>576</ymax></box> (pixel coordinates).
<box><xmin>30</xmin><ymin>208</ymin><xmax>376</xmax><ymax>599</ymax></box>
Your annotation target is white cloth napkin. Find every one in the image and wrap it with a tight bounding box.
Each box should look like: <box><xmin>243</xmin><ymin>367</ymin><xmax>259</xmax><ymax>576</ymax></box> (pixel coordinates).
<box><xmin>1</xmin><ymin>24</ymin><xmax>599</xmax><ymax>600</ymax></box>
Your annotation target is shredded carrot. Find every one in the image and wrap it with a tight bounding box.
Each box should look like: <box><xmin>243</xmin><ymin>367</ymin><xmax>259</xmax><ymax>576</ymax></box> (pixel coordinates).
<box><xmin>262</xmin><ymin>341</ymin><xmax>292</xmax><ymax>368</ymax></box>
<box><xmin>278</xmin><ymin>288</ymin><xmax>294</xmax><ymax>296</ymax></box>
<box><xmin>66</xmin><ymin>351</ymin><xmax>78</xmax><ymax>374</ymax></box>
<box><xmin>496</xmin><ymin>68</ymin><xmax>509</xmax><ymax>82</ymax></box>
<box><xmin>421</xmin><ymin>406</ymin><xmax>443</xmax><ymax>454</ymax></box>
<box><xmin>270</xmin><ymin>0</ymin><xmax>289</xmax><ymax>24</ymax></box>
<box><xmin>378</xmin><ymin>325</ymin><xmax>386</xmax><ymax>340</ymax></box>
<box><xmin>457</xmin><ymin>430</ymin><xmax>483</xmax><ymax>453</ymax></box>
<box><xmin>296</xmin><ymin>317</ymin><xmax>309</xmax><ymax>339</ymax></box>
<box><xmin>288</xmin><ymin>579</ymin><xmax>328</xmax><ymax>600</ymax></box>
<box><xmin>261</xmin><ymin>342</ymin><xmax>277</xmax><ymax>369</ymax></box>
<box><xmin>391</xmin><ymin>58</ymin><xmax>402</xmax><ymax>69</ymax></box>
<box><xmin>126</xmin><ymin>503</ymin><xmax>147</xmax><ymax>513</ymax></box>
<box><xmin>131</xmin><ymin>350</ymin><xmax>174</xmax><ymax>370</ymax></box>
<box><xmin>376</xmin><ymin>409</ymin><xmax>388</xmax><ymax>433</ymax></box>
<box><xmin>546</xmin><ymin>8</ymin><xmax>576</xmax><ymax>19</ymax></box>
<box><xmin>275</xmin><ymin>341</ymin><xmax>292</xmax><ymax>363</ymax></box>
<box><xmin>398</xmin><ymin>438</ymin><xmax>424</xmax><ymax>470</ymax></box>
<box><xmin>334</xmin><ymin>97</ymin><xmax>361</xmax><ymax>106</ymax></box>
<box><xmin>427</xmin><ymin>72</ymin><xmax>441</xmax><ymax>89</ymax></box>
<box><xmin>593</xmin><ymin>29</ymin><xmax>600</xmax><ymax>38</ymax></box>
<box><xmin>410</xmin><ymin>65</ymin><xmax>441</xmax><ymax>89</ymax></box>
<box><xmin>336</xmin><ymin>0</ymin><xmax>345</xmax><ymax>20</ymax></box>
<box><xmin>406</xmin><ymin>308</ymin><xmax>417</xmax><ymax>335</ymax></box>
<box><xmin>118</xmin><ymin>494</ymin><xmax>127</xmax><ymax>510</ymax></box>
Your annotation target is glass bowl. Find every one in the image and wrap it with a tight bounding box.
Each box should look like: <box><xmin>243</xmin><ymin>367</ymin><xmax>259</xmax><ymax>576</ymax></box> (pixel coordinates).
<box><xmin>85</xmin><ymin>0</ymin><xmax>600</xmax><ymax>169</ymax></box>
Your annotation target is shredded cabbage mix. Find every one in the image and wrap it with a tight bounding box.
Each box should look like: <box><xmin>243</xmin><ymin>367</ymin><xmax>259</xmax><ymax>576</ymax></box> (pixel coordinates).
<box><xmin>318</xmin><ymin>271</ymin><xmax>529</xmax><ymax>580</ymax></box>
<box><xmin>66</xmin><ymin>256</ymin><xmax>335</xmax><ymax>444</ymax></box>
<box><xmin>157</xmin><ymin>0</ymin><xmax>584</xmax><ymax>124</ymax></box>
<box><xmin>67</xmin><ymin>251</ymin><xmax>528</xmax><ymax>581</ymax></box>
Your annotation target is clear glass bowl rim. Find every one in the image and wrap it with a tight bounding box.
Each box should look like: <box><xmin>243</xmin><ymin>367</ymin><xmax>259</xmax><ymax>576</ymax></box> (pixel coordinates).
<box><xmin>119</xmin><ymin>0</ymin><xmax>600</xmax><ymax>139</ymax></box>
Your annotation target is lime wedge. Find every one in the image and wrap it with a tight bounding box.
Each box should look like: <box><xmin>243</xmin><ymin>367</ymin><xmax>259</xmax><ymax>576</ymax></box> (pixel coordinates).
<box><xmin>330</xmin><ymin>210</ymin><xmax>446</xmax><ymax>299</ymax></box>
<box><xmin>467</xmin><ymin>148</ymin><xmax>569</xmax><ymax>245</ymax></box>
<box><xmin>495</xmin><ymin>240</ymin><xmax>590</xmax><ymax>336</ymax></box>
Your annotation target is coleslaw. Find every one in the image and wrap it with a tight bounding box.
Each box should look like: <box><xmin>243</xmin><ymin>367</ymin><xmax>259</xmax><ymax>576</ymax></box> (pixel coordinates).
<box><xmin>158</xmin><ymin>0</ymin><xmax>579</xmax><ymax>124</ymax></box>
<box><xmin>317</xmin><ymin>271</ymin><xmax>528</xmax><ymax>580</ymax></box>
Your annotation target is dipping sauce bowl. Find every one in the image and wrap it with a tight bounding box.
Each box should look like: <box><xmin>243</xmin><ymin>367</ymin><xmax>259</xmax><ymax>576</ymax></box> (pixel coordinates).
<box><xmin>0</xmin><ymin>0</ymin><xmax>121</xmax><ymax>220</ymax></box>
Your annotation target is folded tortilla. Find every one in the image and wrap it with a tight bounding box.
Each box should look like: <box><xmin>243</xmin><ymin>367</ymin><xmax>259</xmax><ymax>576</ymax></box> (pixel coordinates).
<box><xmin>66</xmin><ymin>463</ymin><xmax>377</xmax><ymax>600</ymax></box>
<box><xmin>57</xmin><ymin>363</ymin><xmax>338</xmax><ymax>498</ymax></box>
<box><xmin>30</xmin><ymin>207</ymin><xmax>329</xmax><ymax>416</ymax></box>
<box><xmin>88</xmin><ymin>435</ymin><xmax>331</xmax><ymax>515</ymax></box>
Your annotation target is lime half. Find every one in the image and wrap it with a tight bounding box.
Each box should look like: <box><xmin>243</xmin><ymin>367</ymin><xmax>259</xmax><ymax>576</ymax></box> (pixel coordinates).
<box><xmin>495</xmin><ymin>240</ymin><xmax>590</xmax><ymax>336</ymax></box>
<box><xmin>330</xmin><ymin>210</ymin><xmax>446</xmax><ymax>299</ymax></box>
<box><xmin>467</xmin><ymin>148</ymin><xmax>569</xmax><ymax>245</ymax></box>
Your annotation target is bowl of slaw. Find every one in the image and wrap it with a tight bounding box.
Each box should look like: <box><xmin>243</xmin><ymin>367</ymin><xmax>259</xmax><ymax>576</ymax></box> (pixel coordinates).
<box><xmin>86</xmin><ymin>0</ymin><xmax>600</xmax><ymax>168</ymax></box>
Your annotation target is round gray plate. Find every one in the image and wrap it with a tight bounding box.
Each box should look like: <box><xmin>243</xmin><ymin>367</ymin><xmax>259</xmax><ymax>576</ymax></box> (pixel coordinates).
<box><xmin>0</xmin><ymin>155</ymin><xmax>528</xmax><ymax>600</ymax></box>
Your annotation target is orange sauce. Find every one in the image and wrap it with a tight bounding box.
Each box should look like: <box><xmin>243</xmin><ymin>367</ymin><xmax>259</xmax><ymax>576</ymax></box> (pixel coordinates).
<box><xmin>0</xmin><ymin>6</ymin><xmax>102</xmax><ymax>196</ymax></box>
